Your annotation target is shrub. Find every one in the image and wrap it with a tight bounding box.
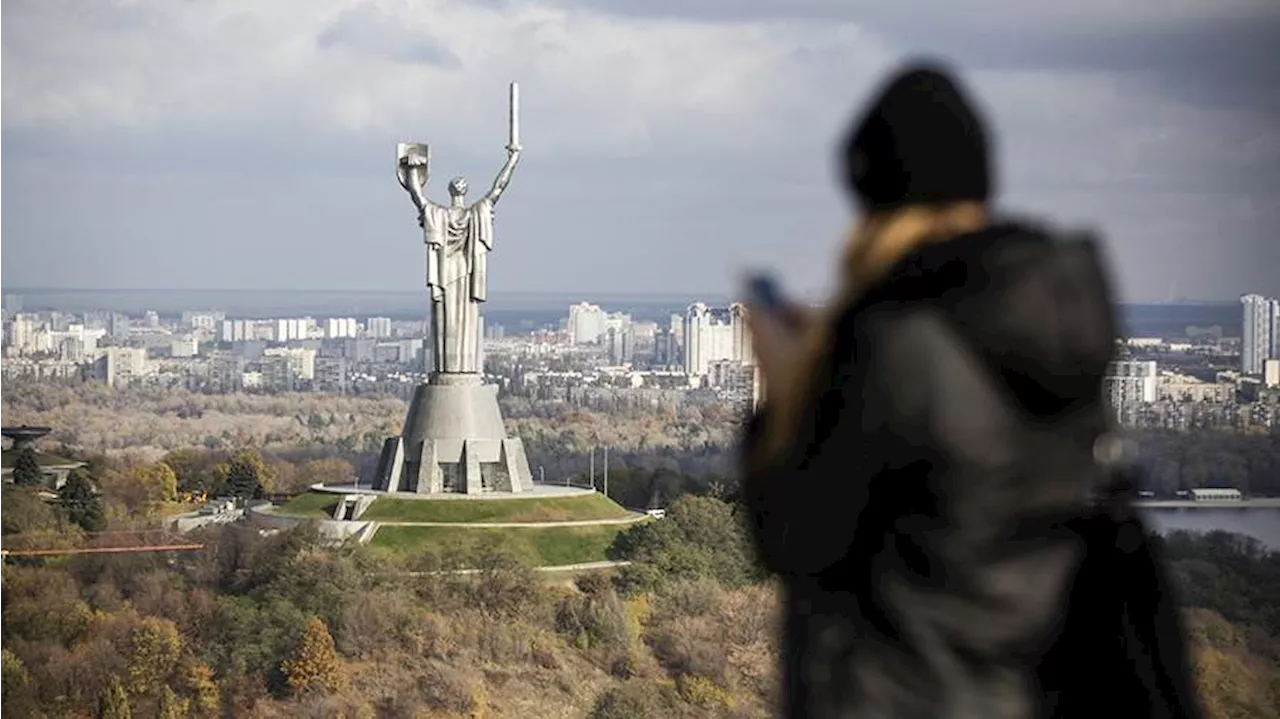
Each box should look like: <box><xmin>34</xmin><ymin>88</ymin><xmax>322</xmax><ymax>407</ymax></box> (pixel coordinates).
<box><xmin>418</xmin><ymin>663</ymin><xmax>484</xmax><ymax>715</ymax></box>
<box><xmin>555</xmin><ymin>587</ymin><xmax>630</xmax><ymax>652</ymax></box>
<box><xmin>588</xmin><ymin>681</ymin><xmax>676</xmax><ymax>719</ymax></box>
<box><xmin>649</xmin><ymin>617</ymin><xmax>729</xmax><ymax>684</ymax></box>
<box><xmin>655</xmin><ymin>578</ymin><xmax>722</xmax><ymax>620</ymax></box>
<box><xmin>677</xmin><ymin>673</ymin><xmax>731</xmax><ymax>709</ymax></box>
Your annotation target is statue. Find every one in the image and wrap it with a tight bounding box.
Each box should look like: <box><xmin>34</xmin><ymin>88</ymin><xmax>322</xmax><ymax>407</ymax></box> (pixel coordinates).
<box><xmin>374</xmin><ymin>83</ymin><xmax>535</xmax><ymax>494</ymax></box>
<box><xmin>397</xmin><ymin>82</ymin><xmax>522</xmax><ymax>374</ymax></box>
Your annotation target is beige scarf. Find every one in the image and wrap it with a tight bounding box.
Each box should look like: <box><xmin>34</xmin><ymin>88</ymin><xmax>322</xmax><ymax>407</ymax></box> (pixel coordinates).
<box><xmin>757</xmin><ymin>202</ymin><xmax>988</xmax><ymax>464</ymax></box>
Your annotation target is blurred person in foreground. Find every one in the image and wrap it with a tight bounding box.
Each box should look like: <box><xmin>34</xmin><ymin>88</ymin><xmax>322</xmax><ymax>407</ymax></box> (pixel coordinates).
<box><xmin>741</xmin><ymin>62</ymin><xmax>1201</xmax><ymax>719</ymax></box>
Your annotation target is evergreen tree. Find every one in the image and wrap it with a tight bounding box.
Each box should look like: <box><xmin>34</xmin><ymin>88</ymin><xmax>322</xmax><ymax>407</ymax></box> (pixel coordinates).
<box><xmin>12</xmin><ymin>446</ymin><xmax>44</xmax><ymax>487</ymax></box>
<box><xmin>99</xmin><ymin>675</ymin><xmax>131</xmax><ymax>719</ymax></box>
<box><xmin>216</xmin><ymin>450</ymin><xmax>271</xmax><ymax>499</ymax></box>
<box><xmin>59</xmin><ymin>468</ymin><xmax>106</xmax><ymax>532</ymax></box>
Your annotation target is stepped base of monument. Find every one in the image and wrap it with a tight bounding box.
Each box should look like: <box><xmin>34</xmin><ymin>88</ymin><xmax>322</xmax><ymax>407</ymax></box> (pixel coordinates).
<box><xmin>312</xmin><ymin>483</ymin><xmax>595</xmax><ymax>500</ymax></box>
<box><xmin>372</xmin><ymin>373</ymin><xmax>534</xmax><ymax>494</ymax></box>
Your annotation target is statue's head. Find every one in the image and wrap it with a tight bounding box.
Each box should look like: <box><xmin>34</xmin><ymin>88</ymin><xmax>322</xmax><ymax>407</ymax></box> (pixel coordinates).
<box><xmin>447</xmin><ymin>177</ymin><xmax>469</xmax><ymax>198</ymax></box>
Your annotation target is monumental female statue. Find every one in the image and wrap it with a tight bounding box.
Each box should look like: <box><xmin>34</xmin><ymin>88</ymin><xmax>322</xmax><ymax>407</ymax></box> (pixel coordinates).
<box><xmin>397</xmin><ymin>83</ymin><xmax>522</xmax><ymax>374</ymax></box>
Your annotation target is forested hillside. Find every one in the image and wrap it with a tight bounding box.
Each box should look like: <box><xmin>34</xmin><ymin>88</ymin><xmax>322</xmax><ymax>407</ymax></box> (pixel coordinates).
<box><xmin>3</xmin><ymin>487</ymin><xmax>1277</xmax><ymax>718</ymax></box>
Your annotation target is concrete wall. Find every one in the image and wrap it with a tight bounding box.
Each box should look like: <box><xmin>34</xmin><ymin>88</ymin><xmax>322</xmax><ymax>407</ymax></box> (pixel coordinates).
<box><xmin>245</xmin><ymin>504</ymin><xmax>375</xmax><ymax>544</ymax></box>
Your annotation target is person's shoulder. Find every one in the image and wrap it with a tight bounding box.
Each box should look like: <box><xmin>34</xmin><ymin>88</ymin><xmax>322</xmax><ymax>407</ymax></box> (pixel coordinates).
<box><xmin>828</xmin><ymin>302</ymin><xmax>970</xmax><ymax>389</ymax></box>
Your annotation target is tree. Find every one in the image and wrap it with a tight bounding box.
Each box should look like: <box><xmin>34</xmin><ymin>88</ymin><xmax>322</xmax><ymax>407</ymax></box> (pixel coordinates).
<box><xmin>12</xmin><ymin>446</ymin><xmax>44</xmax><ymax>487</ymax></box>
<box><xmin>126</xmin><ymin>617</ymin><xmax>183</xmax><ymax>698</ymax></box>
<box><xmin>180</xmin><ymin>661</ymin><xmax>220</xmax><ymax>717</ymax></box>
<box><xmin>1</xmin><ymin>486</ymin><xmax>64</xmax><ymax>537</ymax></box>
<box><xmin>59</xmin><ymin>468</ymin><xmax>107</xmax><ymax>532</ymax></box>
<box><xmin>300</xmin><ymin>458</ymin><xmax>355</xmax><ymax>489</ymax></box>
<box><xmin>609</xmin><ymin>495</ymin><xmax>762</xmax><ymax>592</ymax></box>
<box><xmin>0</xmin><ymin>647</ymin><xmax>29</xmax><ymax>701</ymax></box>
<box><xmin>106</xmin><ymin>463</ymin><xmax>179</xmax><ymax>513</ymax></box>
<box><xmin>99</xmin><ymin>675</ymin><xmax>132</xmax><ymax>719</ymax></box>
<box><xmin>215</xmin><ymin>450</ymin><xmax>273</xmax><ymax>499</ymax></box>
<box><xmin>157</xmin><ymin>685</ymin><xmax>184</xmax><ymax>719</ymax></box>
<box><xmin>162</xmin><ymin>448</ymin><xmax>223</xmax><ymax>493</ymax></box>
<box><xmin>282</xmin><ymin>616</ymin><xmax>344</xmax><ymax>697</ymax></box>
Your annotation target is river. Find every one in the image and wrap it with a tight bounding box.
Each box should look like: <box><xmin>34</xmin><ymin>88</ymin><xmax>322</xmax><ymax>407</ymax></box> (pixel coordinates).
<box><xmin>1142</xmin><ymin>508</ymin><xmax>1280</xmax><ymax>550</ymax></box>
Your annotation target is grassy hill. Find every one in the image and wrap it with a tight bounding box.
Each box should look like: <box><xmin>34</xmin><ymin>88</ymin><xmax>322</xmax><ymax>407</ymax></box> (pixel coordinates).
<box><xmin>276</xmin><ymin>490</ymin><xmax>632</xmax><ymax>523</ymax></box>
<box><xmin>370</xmin><ymin>523</ymin><xmax>630</xmax><ymax>566</ymax></box>
<box><xmin>276</xmin><ymin>491</ymin><xmax>340</xmax><ymax>518</ymax></box>
<box><xmin>360</xmin><ymin>493</ymin><xmax>631</xmax><ymax>523</ymax></box>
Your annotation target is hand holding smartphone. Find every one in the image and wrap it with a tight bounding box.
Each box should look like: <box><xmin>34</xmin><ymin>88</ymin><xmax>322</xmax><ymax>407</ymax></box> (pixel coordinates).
<box><xmin>743</xmin><ymin>272</ymin><xmax>802</xmax><ymax>329</ymax></box>
<box><xmin>745</xmin><ymin>273</ymin><xmax>786</xmax><ymax>313</ymax></box>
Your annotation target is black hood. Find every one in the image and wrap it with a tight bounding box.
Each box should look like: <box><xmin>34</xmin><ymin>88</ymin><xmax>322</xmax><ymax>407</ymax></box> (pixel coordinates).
<box><xmin>856</xmin><ymin>221</ymin><xmax>1119</xmax><ymax>417</ymax></box>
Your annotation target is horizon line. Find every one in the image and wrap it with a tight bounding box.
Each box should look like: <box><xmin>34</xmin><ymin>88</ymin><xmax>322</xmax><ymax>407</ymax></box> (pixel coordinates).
<box><xmin>0</xmin><ymin>286</ymin><xmax>1244</xmax><ymax>305</ymax></box>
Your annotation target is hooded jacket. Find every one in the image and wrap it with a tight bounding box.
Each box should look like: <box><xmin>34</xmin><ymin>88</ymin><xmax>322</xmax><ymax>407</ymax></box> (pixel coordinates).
<box><xmin>741</xmin><ymin>221</ymin><xmax>1193</xmax><ymax>718</ymax></box>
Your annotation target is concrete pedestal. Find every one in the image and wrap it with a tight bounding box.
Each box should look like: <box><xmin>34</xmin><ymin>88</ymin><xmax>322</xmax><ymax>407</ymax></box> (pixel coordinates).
<box><xmin>372</xmin><ymin>373</ymin><xmax>533</xmax><ymax>494</ymax></box>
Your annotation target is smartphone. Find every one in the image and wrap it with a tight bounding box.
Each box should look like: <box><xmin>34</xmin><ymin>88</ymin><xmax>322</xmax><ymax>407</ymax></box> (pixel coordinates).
<box><xmin>743</xmin><ymin>273</ymin><xmax>787</xmax><ymax>312</ymax></box>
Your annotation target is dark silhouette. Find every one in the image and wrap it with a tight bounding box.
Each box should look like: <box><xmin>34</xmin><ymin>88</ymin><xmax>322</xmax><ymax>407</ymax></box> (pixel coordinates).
<box><xmin>741</xmin><ymin>61</ymin><xmax>1201</xmax><ymax>718</ymax></box>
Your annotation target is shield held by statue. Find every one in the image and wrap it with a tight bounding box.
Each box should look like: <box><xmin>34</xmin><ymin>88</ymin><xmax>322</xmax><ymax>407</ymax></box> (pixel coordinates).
<box><xmin>396</xmin><ymin>142</ymin><xmax>430</xmax><ymax>194</ymax></box>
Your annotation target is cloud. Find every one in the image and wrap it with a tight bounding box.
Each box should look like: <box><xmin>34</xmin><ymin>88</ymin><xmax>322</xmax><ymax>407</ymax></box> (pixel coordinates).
<box><xmin>316</xmin><ymin>4</ymin><xmax>462</xmax><ymax>68</ymax></box>
<box><xmin>2</xmin><ymin>0</ymin><xmax>1277</xmax><ymax>301</ymax></box>
<box><xmin>0</xmin><ymin>0</ymin><xmax>891</xmax><ymax>154</ymax></box>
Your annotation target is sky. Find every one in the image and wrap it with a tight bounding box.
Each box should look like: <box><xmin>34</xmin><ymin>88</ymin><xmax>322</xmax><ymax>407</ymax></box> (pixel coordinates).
<box><xmin>2</xmin><ymin>0</ymin><xmax>1278</xmax><ymax>302</ymax></box>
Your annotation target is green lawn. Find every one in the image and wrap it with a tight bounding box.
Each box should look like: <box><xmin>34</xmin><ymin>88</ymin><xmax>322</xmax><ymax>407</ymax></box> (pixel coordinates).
<box><xmin>358</xmin><ymin>493</ymin><xmax>631</xmax><ymax>523</ymax></box>
<box><xmin>275</xmin><ymin>492</ymin><xmax>339</xmax><ymax>518</ymax></box>
<box><xmin>370</xmin><ymin>524</ymin><xmax>630</xmax><ymax>567</ymax></box>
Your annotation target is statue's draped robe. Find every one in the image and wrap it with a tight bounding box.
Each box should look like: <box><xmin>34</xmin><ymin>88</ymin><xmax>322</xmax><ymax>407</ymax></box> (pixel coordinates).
<box><xmin>422</xmin><ymin>197</ymin><xmax>493</xmax><ymax>373</ymax></box>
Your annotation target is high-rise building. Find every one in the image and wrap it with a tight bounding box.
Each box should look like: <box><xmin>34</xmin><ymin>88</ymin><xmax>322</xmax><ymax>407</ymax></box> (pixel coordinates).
<box><xmin>170</xmin><ymin>337</ymin><xmax>199</xmax><ymax>358</ymax></box>
<box><xmin>567</xmin><ymin>302</ymin><xmax>608</xmax><ymax>344</ymax></box>
<box><xmin>182</xmin><ymin>311</ymin><xmax>224</xmax><ymax>330</ymax></box>
<box><xmin>59</xmin><ymin>337</ymin><xmax>87</xmax><ymax>363</ymax></box>
<box><xmin>1104</xmin><ymin>360</ymin><xmax>1158</xmax><ymax>426</ymax></box>
<box><xmin>1241</xmin><ymin>294</ymin><xmax>1279</xmax><ymax>375</ymax></box>
<box><xmin>314</xmin><ymin>356</ymin><xmax>349</xmax><ymax>393</ymax></box>
<box><xmin>268</xmin><ymin>318</ymin><xmax>311</xmax><ymax>342</ymax></box>
<box><xmin>1265</xmin><ymin>359</ymin><xmax>1280</xmax><ymax>389</ymax></box>
<box><xmin>708</xmin><ymin>359</ymin><xmax>760</xmax><ymax>414</ymax></box>
<box><xmin>670</xmin><ymin>313</ymin><xmax>685</xmax><ymax>356</ymax></box>
<box><xmin>208</xmin><ymin>351</ymin><xmax>245</xmax><ymax>393</ymax></box>
<box><xmin>220</xmin><ymin>319</ymin><xmax>252</xmax><ymax>343</ymax></box>
<box><xmin>601</xmin><ymin>312</ymin><xmax>634</xmax><ymax>365</ymax></box>
<box><xmin>630</xmin><ymin>321</ymin><xmax>658</xmax><ymax>355</ymax></box>
<box><xmin>261</xmin><ymin>347</ymin><xmax>316</xmax><ymax>391</ymax></box>
<box><xmin>367</xmin><ymin>317</ymin><xmax>393</xmax><ymax>339</ymax></box>
<box><xmin>7</xmin><ymin>314</ymin><xmax>34</xmax><ymax>355</ymax></box>
<box><xmin>108</xmin><ymin>313</ymin><xmax>131</xmax><ymax>338</ymax></box>
<box><xmin>144</xmin><ymin>310</ymin><xmax>161</xmax><ymax>328</ymax></box>
<box><xmin>95</xmin><ymin>347</ymin><xmax>149</xmax><ymax>388</ymax></box>
<box><xmin>605</xmin><ymin>325</ymin><xmax>633</xmax><ymax>365</ymax></box>
<box><xmin>326</xmin><ymin>317</ymin><xmax>358</xmax><ymax>339</ymax></box>
<box><xmin>684</xmin><ymin>302</ymin><xmax>751</xmax><ymax>377</ymax></box>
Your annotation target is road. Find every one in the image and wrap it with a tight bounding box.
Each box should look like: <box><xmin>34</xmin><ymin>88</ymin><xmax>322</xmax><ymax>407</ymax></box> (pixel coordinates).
<box><xmin>395</xmin><ymin>560</ymin><xmax>632</xmax><ymax>576</ymax></box>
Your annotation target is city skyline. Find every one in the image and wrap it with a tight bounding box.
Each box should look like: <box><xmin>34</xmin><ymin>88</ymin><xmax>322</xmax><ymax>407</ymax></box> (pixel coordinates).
<box><xmin>3</xmin><ymin>0</ymin><xmax>1279</xmax><ymax>301</ymax></box>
